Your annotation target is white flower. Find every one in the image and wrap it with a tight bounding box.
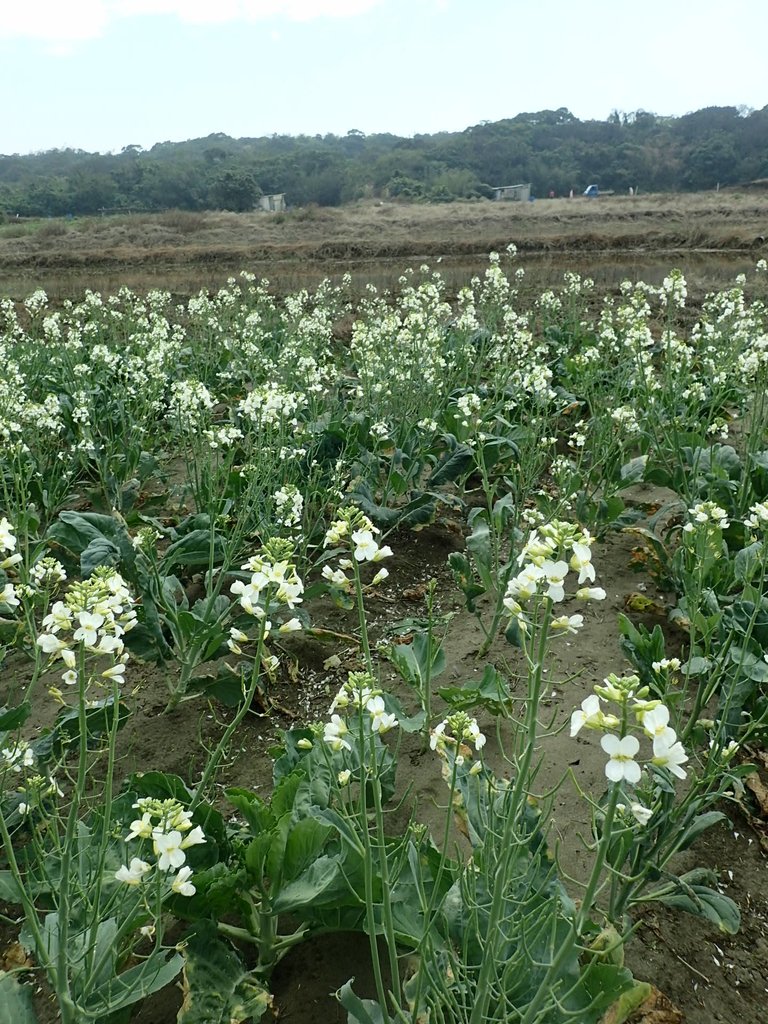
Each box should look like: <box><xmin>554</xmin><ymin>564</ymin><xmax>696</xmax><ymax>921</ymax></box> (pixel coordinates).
<box><xmin>152</xmin><ymin>829</ymin><xmax>186</xmax><ymax>871</ymax></box>
<box><xmin>601</xmin><ymin>734</ymin><xmax>641</xmax><ymax>784</ymax></box>
<box><xmin>338</xmin><ymin>769</ymin><xmax>352</xmax><ymax>785</ymax></box>
<box><xmin>37</xmin><ymin>633</ymin><xmax>68</xmax><ymax>656</ymax></box>
<box><xmin>630</xmin><ymin>802</ymin><xmax>654</xmax><ymax>826</ymax></box>
<box><xmin>576</xmin><ymin>587</ymin><xmax>607</xmax><ymax>602</ymax></box>
<box><xmin>371</xmin><ymin>567</ymin><xmax>390</xmax><ymax>585</ymax></box>
<box><xmin>0</xmin><ymin>517</ymin><xmax>17</xmax><ymax>553</ymax></box>
<box><xmin>506</xmin><ymin>563</ymin><xmax>544</xmax><ymax>601</ymax></box>
<box><xmin>324</xmin><ymin>519</ymin><xmax>350</xmax><ymax>547</ymax></box>
<box><xmin>115</xmin><ymin>858</ymin><xmax>151</xmax><ymax>886</ymax></box>
<box><xmin>102</xmin><ymin>662</ymin><xmax>127</xmax><ymax>683</ymax></box>
<box><xmin>1</xmin><ymin>583</ymin><xmax>19</xmax><ymax>609</ymax></box>
<box><xmin>652</xmin><ymin>737</ymin><xmax>688</xmax><ymax>779</ymax></box>
<box><xmin>541</xmin><ymin>560</ymin><xmax>569</xmax><ymax>602</ymax></box>
<box><xmin>429</xmin><ymin>721</ymin><xmax>447</xmax><ymax>751</ymax></box>
<box><xmin>368</xmin><ymin>696</ymin><xmax>398</xmax><ymax>734</ymax></box>
<box><xmin>323</xmin><ymin>715</ymin><xmax>352</xmax><ymax>752</ymax></box>
<box><xmin>569</xmin><ymin>543</ymin><xmax>595</xmax><ymax>584</ymax></box>
<box><xmin>551</xmin><ymin>613</ymin><xmax>583</xmax><ymax>634</ymax></box>
<box><xmin>171</xmin><ymin>865</ymin><xmax>196</xmax><ymax>896</ymax></box>
<box><xmin>126</xmin><ymin>812</ymin><xmax>154</xmax><ymax>841</ymax></box>
<box><xmin>180</xmin><ymin>825</ymin><xmax>206</xmax><ymax>850</ymax></box>
<box><xmin>97</xmin><ymin>634</ymin><xmax>124</xmax><ymax>655</ymax></box>
<box><xmin>278</xmin><ymin>617</ymin><xmax>302</xmax><ymax>634</ymax></box>
<box><xmin>641</xmin><ymin>706</ymin><xmax>676</xmax><ymax>747</ymax></box>
<box><xmin>466</xmin><ymin>719</ymin><xmax>486</xmax><ymax>750</ymax></box>
<box><xmin>352</xmin><ymin>529</ymin><xmax>380</xmax><ymax>562</ymax></box>
<box><xmin>570</xmin><ymin>694</ymin><xmax>602</xmax><ymax>737</ymax></box>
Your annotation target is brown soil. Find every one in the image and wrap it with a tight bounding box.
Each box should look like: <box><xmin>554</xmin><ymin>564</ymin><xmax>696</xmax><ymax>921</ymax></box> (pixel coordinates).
<box><xmin>2</xmin><ymin>500</ymin><xmax>767</xmax><ymax>1024</ymax></box>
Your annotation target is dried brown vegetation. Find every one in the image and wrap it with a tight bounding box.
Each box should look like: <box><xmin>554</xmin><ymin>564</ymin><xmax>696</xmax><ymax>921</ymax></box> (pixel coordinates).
<box><xmin>1</xmin><ymin>192</ymin><xmax>766</xmax><ymax>275</ymax></box>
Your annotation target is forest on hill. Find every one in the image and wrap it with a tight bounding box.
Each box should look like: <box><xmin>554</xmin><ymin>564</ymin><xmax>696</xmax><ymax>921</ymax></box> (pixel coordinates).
<box><xmin>1</xmin><ymin>105</ymin><xmax>767</xmax><ymax>217</ymax></box>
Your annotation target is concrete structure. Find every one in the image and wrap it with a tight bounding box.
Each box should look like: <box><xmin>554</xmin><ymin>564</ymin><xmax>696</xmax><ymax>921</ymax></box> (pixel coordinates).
<box><xmin>492</xmin><ymin>183</ymin><xmax>531</xmax><ymax>202</ymax></box>
<box><xmin>258</xmin><ymin>193</ymin><xmax>286</xmax><ymax>212</ymax></box>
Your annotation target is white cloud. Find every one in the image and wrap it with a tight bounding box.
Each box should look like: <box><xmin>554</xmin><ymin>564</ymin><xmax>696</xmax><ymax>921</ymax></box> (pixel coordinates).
<box><xmin>1</xmin><ymin>1</ymin><xmax>109</xmax><ymax>42</ymax></box>
<box><xmin>1</xmin><ymin>0</ymin><xmax>384</xmax><ymax>45</ymax></box>
<box><xmin>118</xmin><ymin>1</ymin><xmax>384</xmax><ymax>20</ymax></box>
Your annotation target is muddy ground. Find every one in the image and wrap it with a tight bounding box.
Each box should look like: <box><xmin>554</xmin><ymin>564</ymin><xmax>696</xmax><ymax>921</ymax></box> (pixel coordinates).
<box><xmin>2</xmin><ymin>494</ymin><xmax>767</xmax><ymax>1024</ymax></box>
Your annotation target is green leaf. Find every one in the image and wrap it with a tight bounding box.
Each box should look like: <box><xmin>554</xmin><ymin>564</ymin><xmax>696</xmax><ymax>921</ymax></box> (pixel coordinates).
<box><xmin>283</xmin><ymin>817</ymin><xmax>332</xmax><ymax>881</ymax></box>
<box><xmin>448</xmin><ymin>551</ymin><xmax>485</xmax><ymax>612</ymax></box>
<box><xmin>84</xmin><ymin>951</ymin><xmax>184</xmax><ymax>1017</ymax></box>
<box><xmin>438</xmin><ymin>665</ymin><xmax>512</xmax><ymax>713</ymax></box>
<box><xmin>0</xmin><ymin>971</ymin><xmax>38</xmax><ymax>1024</ymax></box>
<box><xmin>272</xmin><ymin>854</ymin><xmax>348</xmax><ymax>913</ymax></box>
<box><xmin>336</xmin><ymin>980</ymin><xmax>386</xmax><ymax>1024</ymax></box>
<box><xmin>675</xmin><ymin>811</ymin><xmax>727</xmax><ymax>852</ymax></box>
<box><xmin>0</xmin><ymin>702</ymin><xmax>32</xmax><ymax>732</ymax></box>
<box><xmin>178</xmin><ymin>925</ymin><xmax>272</xmax><ymax>1024</ymax></box>
<box><xmin>429</xmin><ymin>444</ymin><xmax>475</xmax><ymax>486</ymax></box>
<box><xmin>162</xmin><ymin>530</ymin><xmax>224</xmax><ymax>570</ymax></box>
<box><xmin>619</xmin><ymin>455</ymin><xmax>648</xmax><ymax>484</ymax></box>
<box><xmin>734</xmin><ymin>541</ymin><xmax>763</xmax><ymax>584</ymax></box>
<box><xmin>652</xmin><ymin>881</ymin><xmax>740</xmax><ymax>934</ymax></box>
<box><xmin>80</xmin><ymin>536</ymin><xmax>121</xmax><ymax>576</ymax></box>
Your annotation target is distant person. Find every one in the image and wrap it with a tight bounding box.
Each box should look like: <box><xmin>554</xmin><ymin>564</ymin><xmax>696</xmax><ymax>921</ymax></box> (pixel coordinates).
<box><xmin>569</xmin><ymin>189</ymin><xmax>574</xmax><ymax>199</ymax></box>
<box><xmin>628</xmin><ymin>186</ymin><xmax>634</xmax><ymax>196</ymax></box>
<box><xmin>548</xmin><ymin>190</ymin><xmax>555</xmax><ymax>199</ymax></box>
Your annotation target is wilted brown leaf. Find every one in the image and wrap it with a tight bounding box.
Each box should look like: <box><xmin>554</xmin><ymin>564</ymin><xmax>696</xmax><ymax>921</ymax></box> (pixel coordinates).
<box><xmin>626</xmin><ymin>987</ymin><xmax>683</xmax><ymax>1024</ymax></box>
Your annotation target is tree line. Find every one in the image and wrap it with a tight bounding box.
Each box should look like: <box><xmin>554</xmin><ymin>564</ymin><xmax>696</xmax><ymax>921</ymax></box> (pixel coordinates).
<box><xmin>1</xmin><ymin>105</ymin><xmax>766</xmax><ymax>218</ymax></box>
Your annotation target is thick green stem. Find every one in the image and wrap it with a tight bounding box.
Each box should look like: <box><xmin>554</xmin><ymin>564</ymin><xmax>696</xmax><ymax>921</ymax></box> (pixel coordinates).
<box><xmin>369</xmin><ymin>731</ymin><xmax>402</xmax><ymax>1008</ymax></box>
<box><xmin>518</xmin><ymin>783</ymin><xmax>622</xmax><ymax>1024</ymax></box>
<box><xmin>189</xmin><ymin>616</ymin><xmax>267</xmax><ymax>811</ymax></box>
<box><xmin>357</xmin><ymin>713</ymin><xmax>390</xmax><ymax>1015</ymax></box>
<box><xmin>54</xmin><ymin>645</ymin><xmax>91</xmax><ymax>1022</ymax></box>
<box><xmin>468</xmin><ymin>606</ymin><xmax>551</xmax><ymax>1024</ymax></box>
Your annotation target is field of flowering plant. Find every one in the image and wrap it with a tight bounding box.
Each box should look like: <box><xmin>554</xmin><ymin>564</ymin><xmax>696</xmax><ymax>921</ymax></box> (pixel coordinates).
<box><xmin>1</xmin><ymin>253</ymin><xmax>768</xmax><ymax>1023</ymax></box>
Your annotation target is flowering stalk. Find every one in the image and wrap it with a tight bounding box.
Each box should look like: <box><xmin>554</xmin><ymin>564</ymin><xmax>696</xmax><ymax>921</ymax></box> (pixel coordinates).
<box><xmin>190</xmin><ymin>612</ymin><xmax>269</xmax><ymax>811</ymax></box>
<box><xmin>468</xmin><ymin>608</ymin><xmax>550</xmax><ymax>1024</ymax></box>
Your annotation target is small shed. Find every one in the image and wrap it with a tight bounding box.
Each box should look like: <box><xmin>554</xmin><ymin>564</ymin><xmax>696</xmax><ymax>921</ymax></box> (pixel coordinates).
<box><xmin>492</xmin><ymin>183</ymin><xmax>531</xmax><ymax>202</ymax></box>
<box><xmin>258</xmin><ymin>193</ymin><xmax>286</xmax><ymax>213</ymax></box>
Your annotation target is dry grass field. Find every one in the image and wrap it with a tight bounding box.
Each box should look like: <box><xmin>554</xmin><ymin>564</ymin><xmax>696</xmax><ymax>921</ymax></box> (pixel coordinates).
<box><xmin>1</xmin><ymin>191</ymin><xmax>767</xmax><ymax>275</ymax></box>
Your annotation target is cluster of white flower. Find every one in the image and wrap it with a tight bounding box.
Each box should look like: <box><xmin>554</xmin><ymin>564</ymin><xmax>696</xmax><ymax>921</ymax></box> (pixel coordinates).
<box><xmin>659</xmin><ymin>270</ymin><xmax>687</xmax><ymax>309</ymax></box>
<box><xmin>503</xmin><ymin>520</ymin><xmax>606</xmax><ymax>632</ymax></box>
<box><xmin>227</xmin><ymin>541</ymin><xmax>304</xmax><ymax>667</ymax></box>
<box><xmin>35</xmin><ymin>568</ymin><xmax>137</xmax><ymax>691</ymax></box>
<box><xmin>455</xmin><ymin>392</ymin><xmax>483</xmax><ymax>431</ymax></box>
<box><xmin>323</xmin><ymin>673</ymin><xmax>399</xmax><ymax>753</ymax></box>
<box><xmin>238</xmin><ymin>383</ymin><xmax>304</xmax><ymax>429</ymax></box>
<box><xmin>167</xmin><ymin>379</ymin><xmax>215</xmax><ymax>432</ymax></box>
<box><xmin>745</xmin><ymin>501</ymin><xmax>768</xmax><ymax>533</ymax></box>
<box><xmin>115</xmin><ymin>797</ymin><xmax>206</xmax><ymax>898</ymax></box>
<box><xmin>610</xmin><ymin>405</ymin><xmax>641</xmax><ymax>437</ymax></box>
<box><xmin>202</xmin><ymin>425</ymin><xmax>243</xmax><ymax>450</ymax></box>
<box><xmin>230</xmin><ymin>541</ymin><xmax>304</xmax><ymax>617</ymax></box>
<box><xmin>430</xmin><ymin>711</ymin><xmax>486</xmax><ymax>770</ymax></box>
<box><xmin>682</xmin><ymin>501</ymin><xmax>730</xmax><ymax>533</ymax></box>
<box><xmin>1</xmin><ymin>739</ymin><xmax>35</xmax><ymax>772</ymax></box>
<box><xmin>29</xmin><ymin>556</ymin><xmax>67</xmax><ymax>590</ymax></box>
<box><xmin>273</xmin><ymin>484</ymin><xmax>304</xmax><ymax>530</ymax></box>
<box><xmin>571</xmin><ymin>672</ymin><xmax>688</xmax><ymax>802</ymax></box>
<box><xmin>321</xmin><ymin>508</ymin><xmax>392</xmax><ymax>597</ymax></box>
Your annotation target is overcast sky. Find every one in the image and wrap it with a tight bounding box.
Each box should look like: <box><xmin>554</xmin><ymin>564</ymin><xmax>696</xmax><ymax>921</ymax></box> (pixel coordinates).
<box><xmin>2</xmin><ymin>0</ymin><xmax>766</xmax><ymax>155</ymax></box>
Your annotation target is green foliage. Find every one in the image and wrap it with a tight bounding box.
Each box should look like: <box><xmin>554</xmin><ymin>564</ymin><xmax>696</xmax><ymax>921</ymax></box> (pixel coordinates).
<box><xmin>178</xmin><ymin>925</ymin><xmax>272</xmax><ymax>1023</ymax></box>
<box><xmin>3</xmin><ymin>104</ymin><xmax>768</xmax><ymax>216</ymax></box>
